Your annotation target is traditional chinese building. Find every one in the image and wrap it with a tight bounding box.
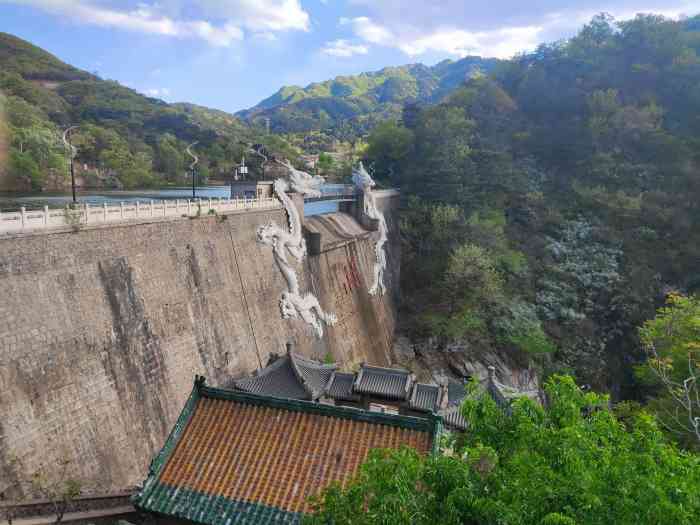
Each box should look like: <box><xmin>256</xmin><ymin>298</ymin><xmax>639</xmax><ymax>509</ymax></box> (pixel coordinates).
<box><xmin>230</xmin><ymin>345</ymin><xmax>541</xmax><ymax>433</ymax></box>
<box><xmin>133</xmin><ymin>376</ymin><xmax>441</xmax><ymax>525</ymax></box>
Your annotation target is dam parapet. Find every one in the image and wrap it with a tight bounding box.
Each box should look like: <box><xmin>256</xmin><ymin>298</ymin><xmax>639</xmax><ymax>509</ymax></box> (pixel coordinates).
<box><xmin>0</xmin><ymin>196</ymin><xmax>280</xmax><ymax>236</ymax></box>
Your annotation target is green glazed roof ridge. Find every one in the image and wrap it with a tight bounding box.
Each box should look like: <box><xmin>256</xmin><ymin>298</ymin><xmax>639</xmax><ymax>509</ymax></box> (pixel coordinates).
<box><xmin>199</xmin><ymin>382</ymin><xmax>439</xmax><ymax>433</ymax></box>
<box><xmin>132</xmin><ymin>376</ymin><xmax>203</xmax><ymax>507</ymax></box>
<box><xmin>138</xmin><ymin>484</ymin><xmax>303</xmax><ymax>525</ymax></box>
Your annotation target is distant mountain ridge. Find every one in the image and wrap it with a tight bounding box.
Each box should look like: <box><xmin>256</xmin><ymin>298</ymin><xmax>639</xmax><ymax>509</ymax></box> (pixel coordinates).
<box><xmin>237</xmin><ymin>57</ymin><xmax>499</xmax><ymax>134</ymax></box>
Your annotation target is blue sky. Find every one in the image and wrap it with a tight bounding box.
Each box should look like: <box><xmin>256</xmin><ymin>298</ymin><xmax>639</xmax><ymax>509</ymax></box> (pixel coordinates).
<box><xmin>1</xmin><ymin>1</ymin><xmax>698</xmax><ymax>113</ymax></box>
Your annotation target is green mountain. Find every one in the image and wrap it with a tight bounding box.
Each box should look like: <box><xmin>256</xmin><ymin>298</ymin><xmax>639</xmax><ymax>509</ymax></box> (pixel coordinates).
<box><xmin>363</xmin><ymin>13</ymin><xmax>700</xmax><ymax>448</ymax></box>
<box><xmin>0</xmin><ymin>32</ymin><xmax>293</xmax><ymax>191</ymax></box>
<box><xmin>237</xmin><ymin>57</ymin><xmax>498</xmax><ymax>135</ymax></box>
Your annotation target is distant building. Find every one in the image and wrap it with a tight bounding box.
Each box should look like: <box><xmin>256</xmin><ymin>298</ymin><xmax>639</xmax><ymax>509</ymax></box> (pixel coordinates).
<box><xmin>230</xmin><ymin>180</ymin><xmax>274</xmax><ymax>199</ymax></box>
<box><xmin>231</xmin><ymin>345</ymin><xmax>541</xmax><ymax>432</ymax></box>
<box><xmin>299</xmin><ymin>154</ymin><xmax>319</xmax><ymax>170</ymax></box>
<box><xmin>231</xmin><ymin>346</ymin><xmax>453</xmax><ymax>430</ymax></box>
<box><xmin>133</xmin><ymin>376</ymin><xmax>441</xmax><ymax>525</ymax></box>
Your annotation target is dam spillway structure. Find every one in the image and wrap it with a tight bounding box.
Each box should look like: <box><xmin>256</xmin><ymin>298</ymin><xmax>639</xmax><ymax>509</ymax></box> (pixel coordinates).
<box><xmin>0</xmin><ymin>170</ymin><xmax>400</xmax><ymax>498</ymax></box>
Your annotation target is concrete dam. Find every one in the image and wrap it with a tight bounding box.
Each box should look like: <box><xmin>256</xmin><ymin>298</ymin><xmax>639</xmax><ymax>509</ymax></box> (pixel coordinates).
<box><xmin>0</xmin><ymin>189</ymin><xmax>400</xmax><ymax>498</ymax></box>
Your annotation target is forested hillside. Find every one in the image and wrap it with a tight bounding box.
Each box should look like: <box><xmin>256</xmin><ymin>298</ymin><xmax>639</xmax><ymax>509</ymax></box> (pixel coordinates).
<box><xmin>238</xmin><ymin>57</ymin><xmax>497</xmax><ymax>135</ymax></box>
<box><xmin>364</xmin><ymin>13</ymin><xmax>700</xmax><ymax>447</ymax></box>
<box><xmin>0</xmin><ymin>32</ymin><xmax>295</xmax><ymax>191</ymax></box>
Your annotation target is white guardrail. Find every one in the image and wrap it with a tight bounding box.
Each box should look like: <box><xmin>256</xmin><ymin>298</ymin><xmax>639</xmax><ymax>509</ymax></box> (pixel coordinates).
<box><xmin>0</xmin><ymin>196</ymin><xmax>281</xmax><ymax>235</ymax></box>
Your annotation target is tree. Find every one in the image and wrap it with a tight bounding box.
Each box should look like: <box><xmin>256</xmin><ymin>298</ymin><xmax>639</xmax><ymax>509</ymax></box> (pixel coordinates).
<box><xmin>638</xmin><ymin>293</ymin><xmax>700</xmax><ymax>449</ymax></box>
<box><xmin>364</xmin><ymin>120</ymin><xmax>413</xmax><ymax>184</ymax></box>
<box><xmin>444</xmin><ymin>243</ymin><xmax>502</xmax><ymax>312</ymax></box>
<box><xmin>156</xmin><ymin>133</ymin><xmax>184</xmax><ymax>182</ymax></box>
<box><xmin>9</xmin><ymin>150</ymin><xmax>41</xmax><ymax>189</ymax></box>
<box><xmin>317</xmin><ymin>152</ymin><xmax>334</xmax><ymax>175</ymax></box>
<box><xmin>306</xmin><ymin>376</ymin><xmax>700</xmax><ymax>525</ymax></box>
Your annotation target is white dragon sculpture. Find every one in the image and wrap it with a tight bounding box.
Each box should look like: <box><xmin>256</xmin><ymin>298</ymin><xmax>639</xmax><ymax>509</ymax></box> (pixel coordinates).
<box><xmin>257</xmin><ymin>160</ymin><xmax>337</xmax><ymax>338</ymax></box>
<box><xmin>353</xmin><ymin>162</ymin><xmax>388</xmax><ymax>296</ymax></box>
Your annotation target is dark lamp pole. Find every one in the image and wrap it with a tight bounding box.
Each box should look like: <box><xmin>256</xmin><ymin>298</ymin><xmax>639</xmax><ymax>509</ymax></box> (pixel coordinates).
<box><xmin>62</xmin><ymin>126</ymin><xmax>79</xmax><ymax>205</ymax></box>
<box><xmin>186</xmin><ymin>141</ymin><xmax>199</xmax><ymax>199</ymax></box>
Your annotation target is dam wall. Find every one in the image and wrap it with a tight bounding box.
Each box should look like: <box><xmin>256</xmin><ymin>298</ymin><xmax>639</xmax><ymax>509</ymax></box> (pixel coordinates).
<box><xmin>0</xmin><ymin>193</ymin><xmax>399</xmax><ymax>498</ymax></box>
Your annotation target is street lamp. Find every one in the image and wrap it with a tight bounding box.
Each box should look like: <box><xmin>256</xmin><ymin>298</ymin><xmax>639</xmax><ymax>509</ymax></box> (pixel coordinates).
<box><xmin>186</xmin><ymin>141</ymin><xmax>199</xmax><ymax>199</ymax></box>
<box><xmin>62</xmin><ymin>125</ymin><xmax>79</xmax><ymax>204</ymax></box>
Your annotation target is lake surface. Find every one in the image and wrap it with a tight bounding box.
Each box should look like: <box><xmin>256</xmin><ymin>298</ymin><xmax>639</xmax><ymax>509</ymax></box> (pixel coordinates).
<box><xmin>0</xmin><ymin>185</ymin><xmax>342</xmax><ymax>216</ymax></box>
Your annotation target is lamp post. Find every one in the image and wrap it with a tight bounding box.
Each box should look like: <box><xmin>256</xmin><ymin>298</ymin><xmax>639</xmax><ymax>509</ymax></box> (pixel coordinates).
<box><xmin>62</xmin><ymin>126</ymin><xmax>79</xmax><ymax>205</ymax></box>
<box><xmin>186</xmin><ymin>141</ymin><xmax>199</xmax><ymax>199</ymax></box>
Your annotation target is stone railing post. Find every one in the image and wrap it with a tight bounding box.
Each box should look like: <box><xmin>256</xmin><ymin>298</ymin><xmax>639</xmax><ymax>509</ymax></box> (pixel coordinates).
<box><xmin>187</xmin><ymin>199</ymin><xmax>192</xmax><ymax>215</ymax></box>
<box><xmin>20</xmin><ymin>207</ymin><xmax>26</xmax><ymax>229</ymax></box>
<box><xmin>84</xmin><ymin>203</ymin><xmax>89</xmax><ymax>224</ymax></box>
<box><xmin>103</xmin><ymin>202</ymin><xmax>108</xmax><ymax>221</ymax></box>
<box><xmin>43</xmin><ymin>205</ymin><xmax>49</xmax><ymax>226</ymax></box>
<box><xmin>150</xmin><ymin>200</ymin><xmax>154</xmax><ymax>217</ymax></box>
<box><xmin>120</xmin><ymin>202</ymin><xmax>125</xmax><ymax>220</ymax></box>
<box><xmin>136</xmin><ymin>201</ymin><xmax>140</xmax><ymax>218</ymax></box>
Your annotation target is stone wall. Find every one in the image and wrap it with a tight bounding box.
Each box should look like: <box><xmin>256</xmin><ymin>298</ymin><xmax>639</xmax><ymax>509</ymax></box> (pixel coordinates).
<box><xmin>0</xmin><ymin>198</ymin><xmax>399</xmax><ymax>498</ymax></box>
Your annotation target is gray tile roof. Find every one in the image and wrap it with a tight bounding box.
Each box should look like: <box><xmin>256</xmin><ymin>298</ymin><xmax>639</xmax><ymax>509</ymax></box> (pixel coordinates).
<box><xmin>232</xmin><ymin>356</ymin><xmax>309</xmax><ymax>399</ymax></box>
<box><xmin>439</xmin><ymin>404</ymin><xmax>468</xmax><ymax>431</ymax></box>
<box><xmin>325</xmin><ymin>372</ymin><xmax>359</xmax><ymax>401</ymax></box>
<box><xmin>354</xmin><ymin>365</ymin><xmax>413</xmax><ymax>400</ymax></box>
<box><xmin>233</xmin><ymin>352</ymin><xmax>337</xmax><ymax>401</ymax></box>
<box><xmin>409</xmin><ymin>383</ymin><xmax>441</xmax><ymax>412</ymax></box>
<box><xmin>291</xmin><ymin>353</ymin><xmax>337</xmax><ymax>399</ymax></box>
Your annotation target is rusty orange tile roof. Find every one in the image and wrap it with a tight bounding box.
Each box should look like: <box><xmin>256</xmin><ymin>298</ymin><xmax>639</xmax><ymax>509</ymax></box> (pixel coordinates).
<box><xmin>133</xmin><ymin>376</ymin><xmax>441</xmax><ymax>525</ymax></box>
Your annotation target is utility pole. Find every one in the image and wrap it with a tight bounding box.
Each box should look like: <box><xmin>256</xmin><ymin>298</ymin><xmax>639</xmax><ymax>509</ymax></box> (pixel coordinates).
<box><xmin>186</xmin><ymin>141</ymin><xmax>199</xmax><ymax>199</ymax></box>
<box><xmin>62</xmin><ymin>126</ymin><xmax>79</xmax><ymax>205</ymax></box>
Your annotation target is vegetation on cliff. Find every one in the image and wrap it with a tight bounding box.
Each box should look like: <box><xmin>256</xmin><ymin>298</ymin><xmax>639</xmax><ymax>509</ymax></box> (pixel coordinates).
<box><xmin>306</xmin><ymin>375</ymin><xmax>700</xmax><ymax>525</ymax></box>
<box><xmin>362</xmin><ymin>14</ymin><xmax>700</xmax><ymax>431</ymax></box>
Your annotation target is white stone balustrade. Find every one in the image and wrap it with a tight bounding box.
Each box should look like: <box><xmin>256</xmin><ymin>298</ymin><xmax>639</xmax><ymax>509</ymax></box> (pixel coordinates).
<box><xmin>0</xmin><ymin>196</ymin><xmax>281</xmax><ymax>235</ymax></box>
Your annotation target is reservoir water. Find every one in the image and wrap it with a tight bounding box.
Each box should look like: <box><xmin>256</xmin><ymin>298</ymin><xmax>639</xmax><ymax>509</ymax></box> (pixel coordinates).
<box><xmin>0</xmin><ymin>185</ymin><xmax>343</xmax><ymax>216</ymax></box>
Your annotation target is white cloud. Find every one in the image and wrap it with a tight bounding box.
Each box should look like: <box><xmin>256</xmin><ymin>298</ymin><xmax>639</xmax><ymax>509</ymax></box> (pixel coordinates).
<box><xmin>398</xmin><ymin>25</ymin><xmax>543</xmax><ymax>58</ymax></box>
<box><xmin>321</xmin><ymin>39</ymin><xmax>369</xmax><ymax>57</ymax></box>
<box><xmin>144</xmin><ymin>87</ymin><xmax>171</xmax><ymax>97</ymax></box>
<box><xmin>7</xmin><ymin>0</ymin><xmax>310</xmax><ymax>46</ymax></box>
<box><xmin>194</xmin><ymin>0</ymin><xmax>309</xmax><ymax>31</ymax></box>
<box><xmin>340</xmin><ymin>16</ymin><xmax>392</xmax><ymax>44</ymax></box>
<box><xmin>343</xmin><ymin>1</ymin><xmax>700</xmax><ymax>59</ymax></box>
<box><xmin>340</xmin><ymin>15</ymin><xmax>542</xmax><ymax>59</ymax></box>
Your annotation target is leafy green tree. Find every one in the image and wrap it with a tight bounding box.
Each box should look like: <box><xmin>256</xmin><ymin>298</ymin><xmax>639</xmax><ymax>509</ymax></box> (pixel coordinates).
<box><xmin>156</xmin><ymin>133</ymin><xmax>184</xmax><ymax>182</ymax></box>
<box><xmin>444</xmin><ymin>243</ymin><xmax>503</xmax><ymax>312</ymax></box>
<box><xmin>9</xmin><ymin>150</ymin><xmax>41</xmax><ymax>189</ymax></box>
<box><xmin>364</xmin><ymin>120</ymin><xmax>413</xmax><ymax>183</ymax></box>
<box><xmin>317</xmin><ymin>152</ymin><xmax>335</xmax><ymax>175</ymax></box>
<box><xmin>306</xmin><ymin>376</ymin><xmax>700</xmax><ymax>525</ymax></box>
<box><xmin>637</xmin><ymin>293</ymin><xmax>700</xmax><ymax>449</ymax></box>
